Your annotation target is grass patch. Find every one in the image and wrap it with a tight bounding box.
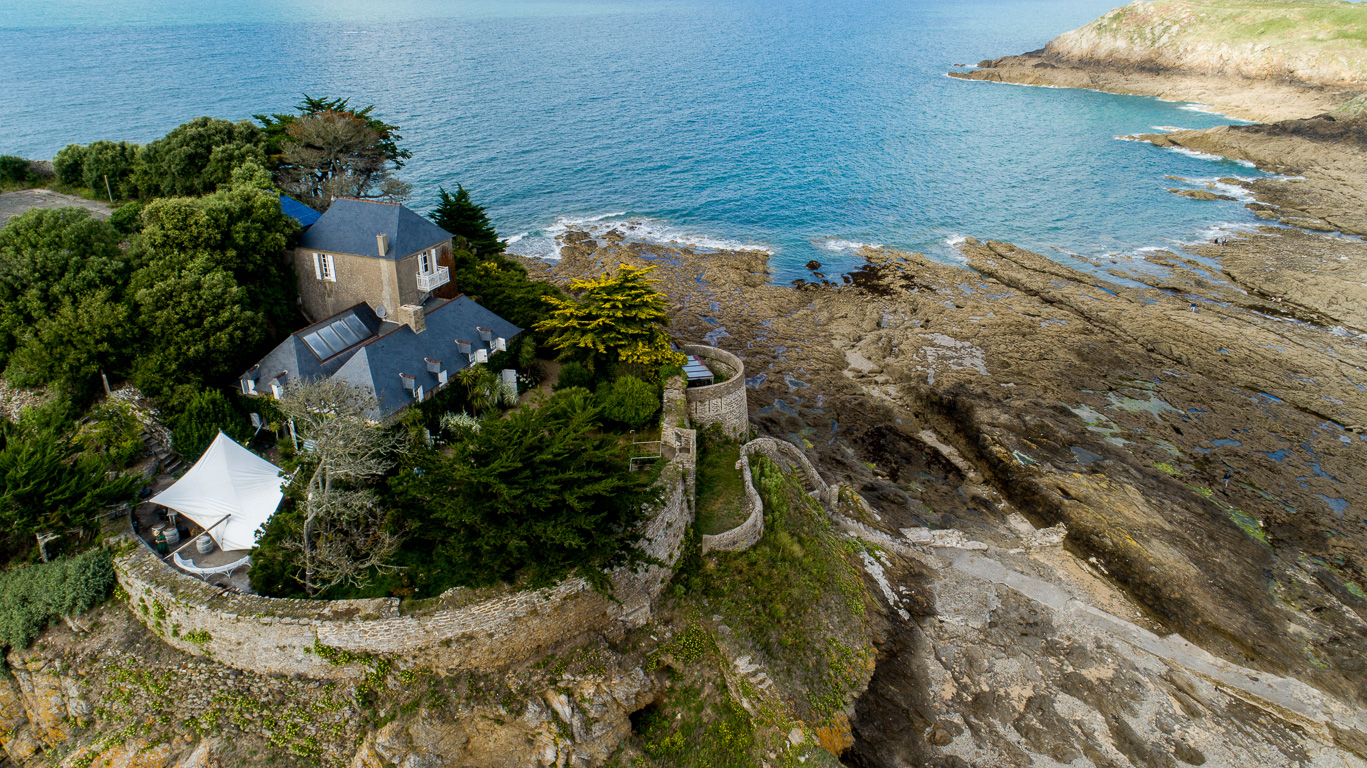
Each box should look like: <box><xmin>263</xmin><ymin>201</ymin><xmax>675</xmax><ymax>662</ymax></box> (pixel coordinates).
<box><xmin>699</xmin><ymin>456</ymin><xmax>872</xmax><ymax>723</ymax></box>
<box><xmin>695</xmin><ymin>438</ymin><xmax>748</xmax><ymax>536</ymax></box>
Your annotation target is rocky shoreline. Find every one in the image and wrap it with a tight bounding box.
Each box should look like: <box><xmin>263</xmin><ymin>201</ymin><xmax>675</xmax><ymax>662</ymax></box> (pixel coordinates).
<box><xmin>527</xmin><ymin>91</ymin><xmax>1367</xmax><ymax>762</ymax></box>
<box><xmin>950</xmin><ymin>54</ymin><xmax>1353</xmax><ymax>123</ymax></box>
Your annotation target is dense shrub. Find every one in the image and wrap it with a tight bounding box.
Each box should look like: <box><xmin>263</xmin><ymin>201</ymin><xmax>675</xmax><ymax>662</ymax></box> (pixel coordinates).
<box><xmin>133</xmin><ymin>117</ymin><xmax>268</xmax><ymax>198</ymax></box>
<box><xmin>81</xmin><ymin>141</ymin><xmax>141</xmax><ymax>199</ymax></box>
<box><xmin>597</xmin><ymin>375</ymin><xmax>660</xmax><ymax>429</ymax></box>
<box><xmin>170</xmin><ymin>388</ymin><xmax>252</xmax><ymax>460</ymax></box>
<box><xmin>0</xmin><ymin>548</ymin><xmax>116</xmax><ymax>654</ymax></box>
<box><xmin>52</xmin><ymin>144</ymin><xmax>87</xmax><ymax>186</ymax></box>
<box><xmin>77</xmin><ymin>400</ymin><xmax>145</xmax><ymax>467</ymax></box>
<box><xmin>554</xmin><ymin>361</ymin><xmax>594</xmax><ymax>391</ymax></box>
<box><xmin>389</xmin><ymin>388</ymin><xmax>659</xmax><ymax>593</ymax></box>
<box><xmin>0</xmin><ymin>156</ymin><xmax>34</xmax><ymax>185</ymax></box>
<box><xmin>109</xmin><ymin>200</ymin><xmax>143</xmax><ymax>234</ymax></box>
<box><xmin>0</xmin><ymin>417</ymin><xmax>143</xmax><ymax>560</ymax></box>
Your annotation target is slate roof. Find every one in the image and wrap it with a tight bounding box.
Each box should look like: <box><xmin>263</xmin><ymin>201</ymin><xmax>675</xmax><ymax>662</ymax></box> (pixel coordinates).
<box><xmin>298</xmin><ymin>198</ymin><xmax>452</xmax><ymax>260</ymax></box>
<box><xmin>244</xmin><ymin>297</ymin><xmax>521</xmax><ymax>421</ymax></box>
<box><xmin>278</xmin><ymin>195</ymin><xmax>322</xmax><ymax>229</ymax></box>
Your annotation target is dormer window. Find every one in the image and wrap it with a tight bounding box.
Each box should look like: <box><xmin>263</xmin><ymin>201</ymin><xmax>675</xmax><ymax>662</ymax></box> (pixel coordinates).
<box><xmin>313</xmin><ymin>253</ymin><xmax>337</xmax><ymax>282</ymax></box>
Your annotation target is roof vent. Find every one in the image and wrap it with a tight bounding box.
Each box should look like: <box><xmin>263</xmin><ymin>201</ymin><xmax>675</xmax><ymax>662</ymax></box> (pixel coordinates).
<box><xmin>399</xmin><ymin>373</ymin><xmax>416</xmax><ymax>392</ymax></box>
<box><xmin>477</xmin><ymin>327</ymin><xmax>493</xmax><ymax>342</ymax></box>
<box><xmin>425</xmin><ymin>358</ymin><xmax>442</xmax><ymax>374</ymax></box>
<box><xmin>455</xmin><ymin>340</ymin><xmax>472</xmax><ymax>356</ymax></box>
<box><xmin>377</xmin><ymin>233</ymin><xmax>389</xmax><ymax>257</ymax></box>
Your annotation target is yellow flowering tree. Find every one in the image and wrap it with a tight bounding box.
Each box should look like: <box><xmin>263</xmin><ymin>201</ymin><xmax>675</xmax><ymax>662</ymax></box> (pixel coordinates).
<box><xmin>537</xmin><ymin>264</ymin><xmax>685</xmax><ymax>372</ymax></box>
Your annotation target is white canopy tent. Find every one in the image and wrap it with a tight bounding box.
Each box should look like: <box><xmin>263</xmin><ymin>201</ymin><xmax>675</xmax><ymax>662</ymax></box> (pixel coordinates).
<box><xmin>150</xmin><ymin>432</ymin><xmax>286</xmax><ymax>552</ymax></box>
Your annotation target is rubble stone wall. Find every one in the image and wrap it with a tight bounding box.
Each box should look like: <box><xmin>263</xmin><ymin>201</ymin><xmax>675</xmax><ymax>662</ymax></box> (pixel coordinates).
<box><xmin>682</xmin><ymin>345</ymin><xmax>749</xmax><ymax>440</ymax></box>
<box><xmin>115</xmin><ymin>384</ymin><xmax>698</xmax><ymax>679</ymax></box>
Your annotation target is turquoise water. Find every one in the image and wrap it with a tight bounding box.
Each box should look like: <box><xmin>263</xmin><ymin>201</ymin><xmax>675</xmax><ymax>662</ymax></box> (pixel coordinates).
<box><xmin>3</xmin><ymin>0</ymin><xmax>1262</xmax><ymax>279</ymax></box>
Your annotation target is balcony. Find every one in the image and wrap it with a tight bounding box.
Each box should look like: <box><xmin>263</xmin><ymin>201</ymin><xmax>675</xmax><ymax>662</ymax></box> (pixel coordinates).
<box><xmin>416</xmin><ymin>266</ymin><xmax>450</xmax><ymax>293</ymax></box>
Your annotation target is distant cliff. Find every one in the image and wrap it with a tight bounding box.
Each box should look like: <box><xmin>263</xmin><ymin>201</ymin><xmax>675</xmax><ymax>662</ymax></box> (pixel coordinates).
<box><xmin>1044</xmin><ymin>0</ymin><xmax>1367</xmax><ymax>85</ymax></box>
<box><xmin>951</xmin><ymin>0</ymin><xmax>1367</xmax><ymax>121</ymax></box>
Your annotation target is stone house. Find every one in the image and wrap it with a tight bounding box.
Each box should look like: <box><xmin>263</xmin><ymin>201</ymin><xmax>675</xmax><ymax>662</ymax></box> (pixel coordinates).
<box><xmin>246</xmin><ymin>197</ymin><xmax>522</xmax><ymax>421</ymax></box>
<box><xmin>292</xmin><ymin>197</ymin><xmax>459</xmax><ymax>323</ymax></box>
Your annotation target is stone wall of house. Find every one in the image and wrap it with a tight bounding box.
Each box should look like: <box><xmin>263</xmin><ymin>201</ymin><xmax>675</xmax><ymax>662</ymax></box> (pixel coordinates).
<box><xmin>115</xmin><ymin>381</ymin><xmax>697</xmax><ymax>679</ymax></box>
<box><xmin>682</xmin><ymin>345</ymin><xmax>749</xmax><ymax>440</ymax></box>
<box><xmin>293</xmin><ymin>240</ymin><xmax>453</xmax><ymax>323</ymax></box>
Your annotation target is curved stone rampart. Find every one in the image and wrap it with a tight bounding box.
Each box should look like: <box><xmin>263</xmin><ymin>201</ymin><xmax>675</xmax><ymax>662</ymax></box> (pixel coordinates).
<box><xmin>116</xmin><ymin>386</ymin><xmax>696</xmax><ymax>678</ymax></box>
<box><xmin>700</xmin><ymin>451</ymin><xmax>763</xmax><ymax>554</ymax></box>
<box><xmin>699</xmin><ymin>437</ymin><xmax>835</xmax><ymax>554</ymax></box>
<box><xmin>682</xmin><ymin>345</ymin><xmax>749</xmax><ymax>440</ymax></box>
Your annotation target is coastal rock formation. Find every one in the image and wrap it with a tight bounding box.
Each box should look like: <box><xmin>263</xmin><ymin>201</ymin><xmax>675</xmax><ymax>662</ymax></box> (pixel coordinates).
<box><xmin>531</xmin><ymin>148</ymin><xmax>1367</xmax><ymax>760</ymax></box>
<box><xmin>950</xmin><ymin>0</ymin><xmax>1367</xmax><ymax>121</ymax></box>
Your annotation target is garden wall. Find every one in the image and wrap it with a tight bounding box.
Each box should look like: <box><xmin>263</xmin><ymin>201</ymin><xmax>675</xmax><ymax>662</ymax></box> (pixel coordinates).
<box><xmin>698</xmin><ymin>437</ymin><xmax>837</xmax><ymax>554</ymax></box>
<box><xmin>699</xmin><ymin>448</ymin><xmax>763</xmax><ymax>554</ymax></box>
<box><xmin>682</xmin><ymin>345</ymin><xmax>749</xmax><ymax>440</ymax></box>
<box><xmin>115</xmin><ymin>390</ymin><xmax>697</xmax><ymax>679</ymax></box>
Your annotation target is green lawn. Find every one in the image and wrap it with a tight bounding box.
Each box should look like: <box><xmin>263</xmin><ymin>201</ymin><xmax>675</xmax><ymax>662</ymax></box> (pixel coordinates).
<box><xmin>695</xmin><ymin>439</ymin><xmax>748</xmax><ymax>535</ymax></box>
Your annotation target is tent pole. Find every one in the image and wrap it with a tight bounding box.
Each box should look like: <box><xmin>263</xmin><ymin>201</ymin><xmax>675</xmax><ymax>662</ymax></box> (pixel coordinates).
<box><xmin>163</xmin><ymin>514</ymin><xmax>231</xmax><ymax>563</ymax></box>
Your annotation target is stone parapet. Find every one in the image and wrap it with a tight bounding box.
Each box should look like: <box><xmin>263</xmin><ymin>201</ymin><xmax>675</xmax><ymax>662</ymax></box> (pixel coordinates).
<box><xmin>700</xmin><ymin>450</ymin><xmax>763</xmax><ymax>554</ymax></box>
<box><xmin>116</xmin><ymin>385</ymin><xmax>697</xmax><ymax>678</ymax></box>
<box><xmin>682</xmin><ymin>345</ymin><xmax>749</xmax><ymax>440</ymax></box>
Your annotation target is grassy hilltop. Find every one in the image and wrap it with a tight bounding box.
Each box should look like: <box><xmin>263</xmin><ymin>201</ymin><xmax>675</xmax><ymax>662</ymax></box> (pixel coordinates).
<box><xmin>1045</xmin><ymin>0</ymin><xmax>1367</xmax><ymax>85</ymax></box>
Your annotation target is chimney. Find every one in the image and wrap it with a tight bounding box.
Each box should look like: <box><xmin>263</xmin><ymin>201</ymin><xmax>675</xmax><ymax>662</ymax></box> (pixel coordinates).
<box><xmin>394</xmin><ymin>304</ymin><xmax>426</xmax><ymax>334</ymax></box>
<box><xmin>377</xmin><ymin>233</ymin><xmax>389</xmax><ymax>257</ymax></box>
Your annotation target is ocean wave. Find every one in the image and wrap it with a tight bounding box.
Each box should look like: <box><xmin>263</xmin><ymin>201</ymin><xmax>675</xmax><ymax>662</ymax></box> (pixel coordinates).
<box><xmin>1187</xmin><ymin>177</ymin><xmax>1256</xmax><ymax>202</ymax></box>
<box><xmin>816</xmin><ymin>238</ymin><xmax>882</xmax><ymax>253</ymax></box>
<box><xmin>1150</xmin><ymin>125</ymin><xmax>1188</xmax><ymax>133</ymax></box>
<box><xmin>1178</xmin><ymin>102</ymin><xmax>1226</xmax><ymax>116</ymax></box>
<box><xmin>1164</xmin><ymin>145</ymin><xmax>1257</xmax><ymax>168</ymax></box>
<box><xmin>505</xmin><ymin>213</ymin><xmax>773</xmax><ymax>260</ymax></box>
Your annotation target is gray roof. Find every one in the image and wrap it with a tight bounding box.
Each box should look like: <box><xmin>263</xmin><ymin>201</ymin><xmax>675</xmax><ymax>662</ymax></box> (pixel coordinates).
<box><xmin>245</xmin><ymin>297</ymin><xmax>522</xmax><ymax>421</ymax></box>
<box><xmin>298</xmin><ymin>198</ymin><xmax>452</xmax><ymax>260</ymax></box>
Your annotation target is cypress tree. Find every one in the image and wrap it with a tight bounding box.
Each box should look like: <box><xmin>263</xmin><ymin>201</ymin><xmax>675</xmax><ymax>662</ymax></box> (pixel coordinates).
<box><xmin>430</xmin><ymin>185</ymin><xmax>505</xmax><ymax>256</ymax></box>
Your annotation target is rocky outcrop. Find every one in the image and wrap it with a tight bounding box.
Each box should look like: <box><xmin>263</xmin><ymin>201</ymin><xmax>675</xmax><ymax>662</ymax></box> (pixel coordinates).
<box><xmin>1046</xmin><ymin>0</ymin><xmax>1367</xmax><ymax>86</ymax></box>
<box><xmin>950</xmin><ymin>0</ymin><xmax>1367</xmax><ymax>121</ymax></box>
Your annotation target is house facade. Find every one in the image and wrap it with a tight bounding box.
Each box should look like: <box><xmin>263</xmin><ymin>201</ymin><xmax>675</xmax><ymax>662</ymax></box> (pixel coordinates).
<box><xmin>293</xmin><ymin>198</ymin><xmax>459</xmax><ymax>323</ymax></box>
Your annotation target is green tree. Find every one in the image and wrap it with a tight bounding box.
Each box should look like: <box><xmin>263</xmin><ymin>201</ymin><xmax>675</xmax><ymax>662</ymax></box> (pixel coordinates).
<box><xmin>0</xmin><ymin>418</ymin><xmax>140</xmax><ymax>561</ymax></box>
<box><xmin>536</xmin><ymin>264</ymin><xmax>685</xmax><ymax>373</ymax></box>
<box><xmin>256</xmin><ymin>96</ymin><xmax>410</xmax><ymax>168</ymax></box>
<box><xmin>170</xmin><ymin>388</ymin><xmax>252</xmax><ymax>460</ymax></box>
<box><xmin>597</xmin><ymin>375</ymin><xmax>660</xmax><ymax>429</ymax></box>
<box><xmin>131</xmin><ymin>160</ymin><xmax>299</xmax><ymax>332</ymax></box>
<box><xmin>389</xmin><ymin>388</ymin><xmax>658</xmax><ymax>591</ymax></box>
<box><xmin>133</xmin><ymin>116</ymin><xmax>268</xmax><ymax>198</ymax></box>
<box><xmin>81</xmin><ymin>141</ymin><xmax>141</xmax><ymax>199</ymax></box>
<box><xmin>430</xmin><ymin>185</ymin><xmax>504</xmax><ymax>255</ymax></box>
<box><xmin>129</xmin><ymin>257</ymin><xmax>266</xmax><ymax>399</ymax></box>
<box><xmin>52</xmin><ymin>145</ymin><xmax>88</xmax><ymax>187</ymax></box>
<box><xmin>0</xmin><ymin>208</ymin><xmax>130</xmax><ymax>394</ymax></box>
<box><xmin>270</xmin><ymin>109</ymin><xmax>411</xmax><ymax>210</ymax></box>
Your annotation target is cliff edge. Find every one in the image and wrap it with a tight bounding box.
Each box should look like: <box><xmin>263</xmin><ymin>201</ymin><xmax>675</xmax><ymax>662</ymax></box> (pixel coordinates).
<box><xmin>952</xmin><ymin>0</ymin><xmax>1367</xmax><ymax>121</ymax></box>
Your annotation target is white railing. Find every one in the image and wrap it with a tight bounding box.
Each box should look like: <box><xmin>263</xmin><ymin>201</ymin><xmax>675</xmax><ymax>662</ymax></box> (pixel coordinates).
<box><xmin>416</xmin><ymin>266</ymin><xmax>450</xmax><ymax>292</ymax></box>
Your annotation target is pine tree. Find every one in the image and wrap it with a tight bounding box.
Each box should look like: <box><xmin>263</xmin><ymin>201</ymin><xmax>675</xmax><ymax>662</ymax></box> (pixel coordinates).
<box><xmin>536</xmin><ymin>265</ymin><xmax>686</xmax><ymax>371</ymax></box>
<box><xmin>430</xmin><ymin>185</ymin><xmax>505</xmax><ymax>256</ymax></box>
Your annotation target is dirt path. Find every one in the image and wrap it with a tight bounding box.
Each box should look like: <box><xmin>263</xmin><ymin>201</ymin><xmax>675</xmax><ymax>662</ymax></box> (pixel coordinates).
<box><xmin>0</xmin><ymin>188</ymin><xmax>113</xmax><ymax>227</ymax></box>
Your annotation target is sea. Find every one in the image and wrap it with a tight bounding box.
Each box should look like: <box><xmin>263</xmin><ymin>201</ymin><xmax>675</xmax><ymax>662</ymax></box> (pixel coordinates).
<box><xmin>2</xmin><ymin>0</ymin><xmax>1265</xmax><ymax>281</ymax></box>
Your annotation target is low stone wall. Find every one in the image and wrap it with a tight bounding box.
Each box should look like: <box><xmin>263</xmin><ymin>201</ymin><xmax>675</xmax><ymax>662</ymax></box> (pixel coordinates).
<box><xmin>700</xmin><ymin>450</ymin><xmax>763</xmax><ymax>554</ymax></box>
<box><xmin>683</xmin><ymin>345</ymin><xmax>749</xmax><ymax>440</ymax></box>
<box><xmin>699</xmin><ymin>436</ymin><xmax>836</xmax><ymax>554</ymax></box>
<box><xmin>115</xmin><ymin>387</ymin><xmax>697</xmax><ymax>678</ymax></box>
